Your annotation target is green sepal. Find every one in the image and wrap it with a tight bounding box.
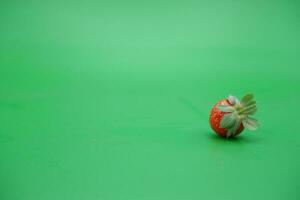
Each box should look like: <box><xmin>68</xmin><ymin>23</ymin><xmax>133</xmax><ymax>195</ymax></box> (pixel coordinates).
<box><xmin>242</xmin><ymin>116</ymin><xmax>259</xmax><ymax>131</ymax></box>
<box><xmin>241</xmin><ymin>93</ymin><xmax>254</xmax><ymax>106</ymax></box>
<box><xmin>218</xmin><ymin>105</ymin><xmax>235</xmax><ymax>113</ymax></box>
<box><xmin>226</xmin><ymin>118</ymin><xmax>242</xmax><ymax>138</ymax></box>
<box><xmin>244</xmin><ymin>100</ymin><xmax>256</xmax><ymax>107</ymax></box>
<box><xmin>239</xmin><ymin>104</ymin><xmax>257</xmax><ymax>115</ymax></box>
<box><xmin>220</xmin><ymin>113</ymin><xmax>236</xmax><ymax>128</ymax></box>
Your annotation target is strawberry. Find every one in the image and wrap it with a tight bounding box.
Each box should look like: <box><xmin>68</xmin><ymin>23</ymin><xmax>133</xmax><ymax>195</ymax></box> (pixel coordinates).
<box><xmin>209</xmin><ymin>94</ymin><xmax>259</xmax><ymax>138</ymax></box>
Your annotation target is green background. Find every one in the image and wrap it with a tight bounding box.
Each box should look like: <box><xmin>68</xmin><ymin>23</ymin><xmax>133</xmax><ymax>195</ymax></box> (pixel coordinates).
<box><xmin>1</xmin><ymin>0</ymin><xmax>300</xmax><ymax>199</ymax></box>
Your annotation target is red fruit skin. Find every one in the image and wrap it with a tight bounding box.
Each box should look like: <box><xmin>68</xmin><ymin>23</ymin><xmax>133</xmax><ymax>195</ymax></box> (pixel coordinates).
<box><xmin>209</xmin><ymin>99</ymin><xmax>244</xmax><ymax>138</ymax></box>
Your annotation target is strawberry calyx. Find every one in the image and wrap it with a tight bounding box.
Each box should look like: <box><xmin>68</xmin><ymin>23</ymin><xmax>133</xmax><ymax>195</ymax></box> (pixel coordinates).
<box><xmin>218</xmin><ymin>94</ymin><xmax>259</xmax><ymax>138</ymax></box>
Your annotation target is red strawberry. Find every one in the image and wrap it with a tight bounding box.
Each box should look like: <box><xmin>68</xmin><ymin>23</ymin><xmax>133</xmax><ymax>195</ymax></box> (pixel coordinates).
<box><xmin>209</xmin><ymin>94</ymin><xmax>259</xmax><ymax>138</ymax></box>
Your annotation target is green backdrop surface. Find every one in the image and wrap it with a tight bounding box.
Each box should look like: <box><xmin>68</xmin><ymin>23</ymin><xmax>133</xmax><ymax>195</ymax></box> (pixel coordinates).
<box><xmin>1</xmin><ymin>1</ymin><xmax>300</xmax><ymax>200</ymax></box>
